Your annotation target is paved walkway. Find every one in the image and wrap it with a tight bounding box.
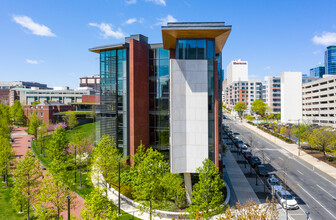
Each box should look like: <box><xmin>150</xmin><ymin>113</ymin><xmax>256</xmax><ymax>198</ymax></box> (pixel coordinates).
<box><xmin>11</xmin><ymin>126</ymin><xmax>85</xmax><ymax>219</ymax></box>
<box><xmin>242</xmin><ymin>122</ymin><xmax>336</xmax><ymax>180</ymax></box>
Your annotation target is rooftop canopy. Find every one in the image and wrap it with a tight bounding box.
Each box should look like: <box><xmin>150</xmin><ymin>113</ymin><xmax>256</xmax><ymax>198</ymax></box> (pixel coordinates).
<box><xmin>161</xmin><ymin>22</ymin><xmax>231</xmax><ymax>54</ymax></box>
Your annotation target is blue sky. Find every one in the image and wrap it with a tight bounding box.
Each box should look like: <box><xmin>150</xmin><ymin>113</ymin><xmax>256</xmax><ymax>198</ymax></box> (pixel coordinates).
<box><xmin>0</xmin><ymin>0</ymin><xmax>336</xmax><ymax>89</ymax></box>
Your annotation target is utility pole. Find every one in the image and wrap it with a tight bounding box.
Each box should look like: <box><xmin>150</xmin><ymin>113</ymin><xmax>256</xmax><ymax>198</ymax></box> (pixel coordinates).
<box><xmin>118</xmin><ymin>161</ymin><xmax>121</xmax><ymax>216</ymax></box>
<box><xmin>66</xmin><ymin>195</ymin><xmax>71</xmax><ymax>220</ymax></box>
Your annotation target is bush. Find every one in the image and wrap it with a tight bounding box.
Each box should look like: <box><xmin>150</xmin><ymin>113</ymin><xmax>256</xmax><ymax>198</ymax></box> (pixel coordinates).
<box><xmin>257</xmin><ymin>126</ymin><xmax>293</xmax><ymax>144</ymax></box>
<box><xmin>327</xmin><ymin>157</ymin><xmax>334</xmax><ymax>162</ymax></box>
<box><xmin>247</xmin><ymin>121</ymin><xmax>255</xmax><ymax>126</ymax></box>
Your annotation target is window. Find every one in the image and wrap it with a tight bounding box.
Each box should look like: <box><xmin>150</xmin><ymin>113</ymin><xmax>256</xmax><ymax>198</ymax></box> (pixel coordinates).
<box><xmin>40</xmin><ymin>112</ymin><xmax>43</xmax><ymax>117</ymax></box>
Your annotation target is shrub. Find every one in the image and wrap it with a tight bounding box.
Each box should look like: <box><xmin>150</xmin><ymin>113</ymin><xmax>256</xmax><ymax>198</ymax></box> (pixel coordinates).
<box><xmin>257</xmin><ymin>126</ymin><xmax>293</xmax><ymax>144</ymax></box>
<box><xmin>327</xmin><ymin>157</ymin><xmax>334</xmax><ymax>162</ymax></box>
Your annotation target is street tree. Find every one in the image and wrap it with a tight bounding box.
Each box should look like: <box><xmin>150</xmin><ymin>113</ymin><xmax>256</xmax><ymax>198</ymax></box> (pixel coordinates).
<box><xmin>80</xmin><ymin>187</ymin><xmax>117</xmax><ymax>220</ymax></box>
<box><xmin>245</xmin><ymin>115</ymin><xmax>255</xmax><ymax>121</ymax></box>
<box><xmin>63</xmin><ymin>113</ymin><xmax>78</xmax><ymax>131</ymax></box>
<box><xmin>14</xmin><ymin>150</ymin><xmax>43</xmax><ymax>219</ymax></box>
<box><xmin>0</xmin><ymin>135</ymin><xmax>15</xmax><ymax>186</ymax></box>
<box><xmin>251</xmin><ymin>99</ymin><xmax>268</xmax><ymax>119</ymax></box>
<box><xmin>280</xmin><ymin>126</ymin><xmax>292</xmax><ymax>140</ymax></box>
<box><xmin>10</xmin><ymin>100</ymin><xmax>25</xmax><ymax>125</ymax></box>
<box><xmin>47</xmin><ymin>125</ymin><xmax>69</xmax><ymax>162</ymax></box>
<box><xmin>292</xmin><ymin>123</ymin><xmax>312</xmax><ymax>142</ymax></box>
<box><xmin>308</xmin><ymin>127</ymin><xmax>335</xmax><ymax>160</ymax></box>
<box><xmin>233</xmin><ymin>102</ymin><xmax>247</xmax><ymax>119</ymax></box>
<box><xmin>187</xmin><ymin>159</ymin><xmax>225</xmax><ymax>219</ymax></box>
<box><xmin>36</xmin><ymin>172</ymin><xmax>75</xmax><ymax>219</ymax></box>
<box><xmin>28</xmin><ymin>111</ymin><xmax>41</xmax><ymax>138</ymax></box>
<box><xmin>11</xmin><ymin>181</ymin><xmax>28</xmax><ymax>214</ymax></box>
<box><xmin>37</xmin><ymin>122</ymin><xmax>48</xmax><ymax>157</ymax></box>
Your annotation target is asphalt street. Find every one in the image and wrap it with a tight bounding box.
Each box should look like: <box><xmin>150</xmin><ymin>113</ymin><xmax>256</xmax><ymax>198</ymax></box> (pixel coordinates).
<box><xmin>224</xmin><ymin>117</ymin><xmax>336</xmax><ymax>220</ymax></box>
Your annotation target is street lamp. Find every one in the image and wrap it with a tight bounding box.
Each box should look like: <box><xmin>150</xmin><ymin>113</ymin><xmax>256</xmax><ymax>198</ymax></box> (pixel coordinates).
<box><xmin>66</xmin><ymin>195</ymin><xmax>71</xmax><ymax>220</ymax></box>
<box><xmin>305</xmin><ymin>211</ymin><xmax>310</xmax><ymax>220</ymax></box>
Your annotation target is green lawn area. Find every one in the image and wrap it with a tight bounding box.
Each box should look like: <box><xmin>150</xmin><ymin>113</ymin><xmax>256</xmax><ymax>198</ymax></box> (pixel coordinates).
<box><xmin>0</xmin><ymin>178</ymin><xmax>26</xmax><ymax>220</ymax></box>
<box><xmin>66</xmin><ymin>121</ymin><xmax>97</xmax><ymax>143</ymax></box>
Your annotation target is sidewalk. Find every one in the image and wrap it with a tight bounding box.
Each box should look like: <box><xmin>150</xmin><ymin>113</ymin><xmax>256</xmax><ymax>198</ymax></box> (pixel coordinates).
<box><xmin>242</xmin><ymin>122</ymin><xmax>336</xmax><ymax>180</ymax></box>
<box><xmin>11</xmin><ymin>126</ymin><xmax>85</xmax><ymax>219</ymax></box>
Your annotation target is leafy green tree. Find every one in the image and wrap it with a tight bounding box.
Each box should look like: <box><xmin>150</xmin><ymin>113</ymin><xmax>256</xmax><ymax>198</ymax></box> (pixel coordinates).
<box><xmin>80</xmin><ymin>187</ymin><xmax>117</xmax><ymax>220</ymax></box>
<box><xmin>245</xmin><ymin>114</ymin><xmax>255</xmax><ymax>121</ymax></box>
<box><xmin>233</xmin><ymin>102</ymin><xmax>247</xmax><ymax>119</ymax></box>
<box><xmin>280</xmin><ymin>126</ymin><xmax>292</xmax><ymax>139</ymax></box>
<box><xmin>14</xmin><ymin>150</ymin><xmax>43</xmax><ymax>219</ymax></box>
<box><xmin>308</xmin><ymin>128</ymin><xmax>336</xmax><ymax>160</ymax></box>
<box><xmin>37</xmin><ymin>122</ymin><xmax>48</xmax><ymax>157</ymax></box>
<box><xmin>28</xmin><ymin>111</ymin><xmax>41</xmax><ymax>138</ymax></box>
<box><xmin>251</xmin><ymin>99</ymin><xmax>268</xmax><ymax>119</ymax></box>
<box><xmin>36</xmin><ymin>172</ymin><xmax>75</xmax><ymax>219</ymax></box>
<box><xmin>0</xmin><ymin>103</ymin><xmax>11</xmax><ymax>136</ymax></box>
<box><xmin>10</xmin><ymin>100</ymin><xmax>25</xmax><ymax>125</ymax></box>
<box><xmin>11</xmin><ymin>181</ymin><xmax>28</xmax><ymax>213</ymax></box>
<box><xmin>187</xmin><ymin>159</ymin><xmax>225</xmax><ymax>219</ymax></box>
<box><xmin>292</xmin><ymin>123</ymin><xmax>312</xmax><ymax>142</ymax></box>
<box><xmin>32</xmin><ymin>101</ymin><xmax>40</xmax><ymax>105</ymax></box>
<box><xmin>0</xmin><ymin>135</ymin><xmax>14</xmax><ymax>186</ymax></box>
<box><xmin>275</xmin><ymin>113</ymin><xmax>281</xmax><ymax>121</ymax></box>
<box><xmin>64</xmin><ymin>113</ymin><xmax>78</xmax><ymax>130</ymax></box>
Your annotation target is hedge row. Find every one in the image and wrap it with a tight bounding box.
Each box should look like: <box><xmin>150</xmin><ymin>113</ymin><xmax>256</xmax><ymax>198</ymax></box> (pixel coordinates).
<box><xmin>257</xmin><ymin>125</ymin><xmax>294</xmax><ymax>144</ymax></box>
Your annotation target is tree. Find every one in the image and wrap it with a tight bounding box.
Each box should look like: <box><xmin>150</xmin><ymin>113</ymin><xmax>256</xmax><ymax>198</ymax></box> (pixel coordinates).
<box><xmin>37</xmin><ymin>122</ymin><xmax>48</xmax><ymax>157</ymax></box>
<box><xmin>10</xmin><ymin>100</ymin><xmax>25</xmax><ymax>125</ymax></box>
<box><xmin>187</xmin><ymin>159</ymin><xmax>225</xmax><ymax>219</ymax></box>
<box><xmin>280</xmin><ymin>126</ymin><xmax>292</xmax><ymax>139</ymax></box>
<box><xmin>218</xmin><ymin>199</ymin><xmax>278</xmax><ymax>220</ymax></box>
<box><xmin>251</xmin><ymin>99</ymin><xmax>268</xmax><ymax>119</ymax></box>
<box><xmin>275</xmin><ymin>113</ymin><xmax>281</xmax><ymax>121</ymax></box>
<box><xmin>0</xmin><ymin>135</ymin><xmax>14</xmax><ymax>186</ymax></box>
<box><xmin>64</xmin><ymin>113</ymin><xmax>78</xmax><ymax>131</ymax></box>
<box><xmin>233</xmin><ymin>102</ymin><xmax>247</xmax><ymax>119</ymax></box>
<box><xmin>267</xmin><ymin>114</ymin><xmax>275</xmax><ymax>121</ymax></box>
<box><xmin>68</xmin><ymin>132</ymin><xmax>92</xmax><ymax>186</ymax></box>
<box><xmin>80</xmin><ymin>187</ymin><xmax>117</xmax><ymax>220</ymax></box>
<box><xmin>292</xmin><ymin>123</ymin><xmax>312</xmax><ymax>142</ymax></box>
<box><xmin>28</xmin><ymin>111</ymin><xmax>41</xmax><ymax>138</ymax></box>
<box><xmin>0</xmin><ymin>104</ymin><xmax>11</xmax><ymax>137</ymax></box>
<box><xmin>11</xmin><ymin>181</ymin><xmax>28</xmax><ymax>214</ymax></box>
<box><xmin>14</xmin><ymin>150</ymin><xmax>43</xmax><ymax>219</ymax></box>
<box><xmin>36</xmin><ymin>172</ymin><xmax>75</xmax><ymax>219</ymax></box>
<box><xmin>245</xmin><ymin>114</ymin><xmax>255</xmax><ymax>121</ymax></box>
<box><xmin>308</xmin><ymin>127</ymin><xmax>335</xmax><ymax>160</ymax></box>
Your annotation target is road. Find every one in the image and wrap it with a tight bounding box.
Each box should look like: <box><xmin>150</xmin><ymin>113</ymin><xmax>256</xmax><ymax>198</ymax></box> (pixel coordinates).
<box><xmin>224</xmin><ymin>117</ymin><xmax>336</xmax><ymax>220</ymax></box>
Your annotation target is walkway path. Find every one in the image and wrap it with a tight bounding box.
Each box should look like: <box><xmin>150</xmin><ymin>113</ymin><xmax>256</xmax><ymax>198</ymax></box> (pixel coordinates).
<box><xmin>11</xmin><ymin>126</ymin><xmax>85</xmax><ymax>219</ymax></box>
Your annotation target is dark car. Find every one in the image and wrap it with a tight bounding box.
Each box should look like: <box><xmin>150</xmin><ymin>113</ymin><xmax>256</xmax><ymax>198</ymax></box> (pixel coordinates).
<box><xmin>250</xmin><ymin>156</ymin><xmax>261</xmax><ymax>167</ymax></box>
<box><xmin>243</xmin><ymin>151</ymin><xmax>252</xmax><ymax>160</ymax></box>
<box><xmin>256</xmin><ymin>165</ymin><xmax>269</xmax><ymax>176</ymax></box>
<box><xmin>244</xmin><ymin>143</ymin><xmax>251</xmax><ymax>148</ymax></box>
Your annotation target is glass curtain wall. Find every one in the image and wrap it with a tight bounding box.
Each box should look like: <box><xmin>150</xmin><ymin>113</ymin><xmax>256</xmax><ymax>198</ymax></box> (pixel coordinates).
<box><xmin>149</xmin><ymin>48</ymin><xmax>170</xmax><ymax>159</ymax></box>
<box><xmin>99</xmin><ymin>49</ymin><xmax>128</xmax><ymax>155</ymax></box>
<box><xmin>326</xmin><ymin>46</ymin><xmax>336</xmax><ymax>75</ymax></box>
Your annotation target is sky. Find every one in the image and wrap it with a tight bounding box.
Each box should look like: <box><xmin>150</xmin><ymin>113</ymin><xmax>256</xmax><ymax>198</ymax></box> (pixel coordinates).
<box><xmin>0</xmin><ymin>0</ymin><xmax>336</xmax><ymax>89</ymax></box>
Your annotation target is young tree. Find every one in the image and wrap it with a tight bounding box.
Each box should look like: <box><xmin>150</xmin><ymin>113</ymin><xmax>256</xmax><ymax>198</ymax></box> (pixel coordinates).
<box><xmin>251</xmin><ymin>99</ymin><xmax>268</xmax><ymax>119</ymax></box>
<box><xmin>187</xmin><ymin>159</ymin><xmax>225</xmax><ymax>219</ymax></box>
<box><xmin>63</xmin><ymin>113</ymin><xmax>78</xmax><ymax>131</ymax></box>
<box><xmin>14</xmin><ymin>150</ymin><xmax>43</xmax><ymax>219</ymax></box>
<box><xmin>280</xmin><ymin>126</ymin><xmax>292</xmax><ymax>139</ymax></box>
<box><xmin>28</xmin><ymin>111</ymin><xmax>41</xmax><ymax>138</ymax></box>
<box><xmin>245</xmin><ymin>114</ymin><xmax>255</xmax><ymax>121</ymax></box>
<box><xmin>36</xmin><ymin>172</ymin><xmax>75</xmax><ymax>219</ymax></box>
<box><xmin>233</xmin><ymin>102</ymin><xmax>247</xmax><ymax>119</ymax></box>
<box><xmin>37</xmin><ymin>122</ymin><xmax>48</xmax><ymax>157</ymax></box>
<box><xmin>47</xmin><ymin>125</ymin><xmax>68</xmax><ymax>162</ymax></box>
<box><xmin>308</xmin><ymin>127</ymin><xmax>335</xmax><ymax>160</ymax></box>
<box><xmin>0</xmin><ymin>135</ymin><xmax>15</xmax><ymax>186</ymax></box>
<box><xmin>11</xmin><ymin>181</ymin><xmax>28</xmax><ymax>213</ymax></box>
<box><xmin>10</xmin><ymin>100</ymin><xmax>25</xmax><ymax>125</ymax></box>
<box><xmin>80</xmin><ymin>187</ymin><xmax>117</xmax><ymax>220</ymax></box>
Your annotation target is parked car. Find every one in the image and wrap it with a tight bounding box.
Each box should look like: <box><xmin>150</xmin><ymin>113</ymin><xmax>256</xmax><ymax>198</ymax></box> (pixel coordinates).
<box><xmin>266</xmin><ymin>176</ymin><xmax>283</xmax><ymax>192</ymax></box>
<box><xmin>243</xmin><ymin>151</ymin><xmax>252</xmax><ymax>160</ymax></box>
<box><xmin>240</xmin><ymin>144</ymin><xmax>248</xmax><ymax>153</ymax></box>
<box><xmin>233</xmin><ymin>132</ymin><xmax>240</xmax><ymax>136</ymax></box>
<box><xmin>11</xmin><ymin>138</ymin><xmax>14</xmax><ymax>142</ymax></box>
<box><xmin>275</xmin><ymin>189</ymin><xmax>299</xmax><ymax>210</ymax></box>
<box><xmin>28</xmin><ymin>145</ymin><xmax>31</xmax><ymax>149</ymax></box>
<box><xmin>250</xmin><ymin>156</ymin><xmax>261</xmax><ymax>167</ymax></box>
<box><xmin>237</xmin><ymin>140</ymin><xmax>244</xmax><ymax>148</ymax></box>
<box><xmin>256</xmin><ymin>165</ymin><xmax>269</xmax><ymax>176</ymax></box>
<box><xmin>245</xmin><ymin>143</ymin><xmax>251</xmax><ymax>148</ymax></box>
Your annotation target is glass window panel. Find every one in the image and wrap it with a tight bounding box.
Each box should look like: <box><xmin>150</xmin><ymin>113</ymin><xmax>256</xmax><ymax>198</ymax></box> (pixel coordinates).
<box><xmin>159</xmin><ymin>130</ymin><xmax>169</xmax><ymax>145</ymax></box>
<box><xmin>159</xmin><ymin>59</ymin><xmax>169</xmax><ymax>78</ymax></box>
<box><xmin>187</xmin><ymin>40</ymin><xmax>197</xmax><ymax>59</ymax></box>
<box><xmin>100</xmin><ymin>51</ymin><xmax>105</xmax><ymax>61</ymax></box>
<box><xmin>149</xmin><ymin>49</ymin><xmax>154</xmax><ymax>59</ymax></box>
<box><xmin>149</xmin><ymin>59</ymin><xmax>155</xmax><ymax>77</ymax></box>
<box><xmin>197</xmin><ymin>40</ymin><xmax>206</xmax><ymax>59</ymax></box>
<box><xmin>149</xmin><ymin>80</ymin><xmax>155</xmax><ymax>94</ymax></box>
<box><xmin>159</xmin><ymin>48</ymin><xmax>169</xmax><ymax>59</ymax></box>
<box><xmin>178</xmin><ymin>40</ymin><xmax>187</xmax><ymax>59</ymax></box>
<box><xmin>207</xmin><ymin>40</ymin><xmax>214</xmax><ymax>59</ymax></box>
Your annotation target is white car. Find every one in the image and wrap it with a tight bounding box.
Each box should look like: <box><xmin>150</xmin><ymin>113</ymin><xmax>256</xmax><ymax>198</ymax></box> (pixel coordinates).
<box><xmin>266</xmin><ymin>177</ymin><xmax>283</xmax><ymax>195</ymax></box>
<box><xmin>275</xmin><ymin>189</ymin><xmax>299</xmax><ymax>210</ymax></box>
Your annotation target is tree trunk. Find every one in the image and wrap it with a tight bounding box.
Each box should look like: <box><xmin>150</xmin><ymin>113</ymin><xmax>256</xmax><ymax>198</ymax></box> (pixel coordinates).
<box><xmin>80</xmin><ymin>172</ymin><xmax>82</xmax><ymax>188</ymax></box>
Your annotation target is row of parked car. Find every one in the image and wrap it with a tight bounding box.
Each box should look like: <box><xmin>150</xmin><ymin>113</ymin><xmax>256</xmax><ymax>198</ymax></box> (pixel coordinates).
<box><xmin>222</xmin><ymin>124</ymin><xmax>299</xmax><ymax>210</ymax></box>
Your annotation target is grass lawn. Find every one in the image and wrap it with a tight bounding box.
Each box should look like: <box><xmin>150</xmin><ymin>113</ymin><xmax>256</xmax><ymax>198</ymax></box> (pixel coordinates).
<box><xmin>66</xmin><ymin>122</ymin><xmax>97</xmax><ymax>143</ymax></box>
<box><xmin>0</xmin><ymin>178</ymin><xmax>27</xmax><ymax>220</ymax></box>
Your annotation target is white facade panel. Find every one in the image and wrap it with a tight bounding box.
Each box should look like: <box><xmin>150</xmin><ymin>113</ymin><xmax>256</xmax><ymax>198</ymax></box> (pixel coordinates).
<box><xmin>170</xmin><ymin>59</ymin><xmax>208</xmax><ymax>174</ymax></box>
<box><xmin>281</xmin><ymin>72</ymin><xmax>302</xmax><ymax>123</ymax></box>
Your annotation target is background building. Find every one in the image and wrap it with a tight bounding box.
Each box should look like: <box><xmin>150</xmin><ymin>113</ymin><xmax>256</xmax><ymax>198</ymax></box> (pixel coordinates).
<box><xmin>226</xmin><ymin>59</ymin><xmax>248</xmax><ymax>85</ymax></box>
<box><xmin>0</xmin><ymin>81</ymin><xmax>48</xmax><ymax>89</ymax></box>
<box><xmin>281</xmin><ymin>72</ymin><xmax>302</xmax><ymax>123</ymax></box>
<box><xmin>302</xmin><ymin>75</ymin><xmax>336</xmax><ymax>127</ymax></box>
<box><xmin>310</xmin><ymin>64</ymin><xmax>325</xmax><ymax>78</ymax></box>
<box><xmin>325</xmin><ymin>45</ymin><xmax>336</xmax><ymax>75</ymax></box>
<box><xmin>262</xmin><ymin>76</ymin><xmax>281</xmax><ymax>114</ymax></box>
<box><xmin>80</xmin><ymin>75</ymin><xmax>100</xmax><ymax>91</ymax></box>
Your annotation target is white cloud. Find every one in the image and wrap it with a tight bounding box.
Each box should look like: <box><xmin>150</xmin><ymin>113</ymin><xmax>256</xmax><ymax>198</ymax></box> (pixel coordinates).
<box><xmin>264</xmin><ymin>66</ymin><xmax>271</xmax><ymax>70</ymax></box>
<box><xmin>89</xmin><ymin>22</ymin><xmax>125</xmax><ymax>39</ymax></box>
<box><xmin>313</xmin><ymin>50</ymin><xmax>322</xmax><ymax>55</ymax></box>
<box><xmin>156</xmin><ymin>14</ymin><xmax>177</xmax><ymax>26</ymax></box>
<box><xmin>145</xmin><ymin>0</ymin><xmax>166</xmax><ymax>6</ymax></box>
<box><xmin>13</xmin><ymin>15</ymin><xmax>56</xmax><ymax>37</ymax></box>
<box><xmin>312</xmin><ymin>32</ymin><xmax>336</xmax><ymax>46</ymax></box>
<box><xmin>125</xmin><ymin>0</ymin><xmax>137</xmax><ymax>4</ymax></box>
<box><xmin>125</xmin><ymin>18</ymin><xmax>137</xmax><ymax>25</ymax></box>
<box><xmin>26</xmin><ymin>59</ymin><xmax>40</xmax><ymax>64</ymax></box>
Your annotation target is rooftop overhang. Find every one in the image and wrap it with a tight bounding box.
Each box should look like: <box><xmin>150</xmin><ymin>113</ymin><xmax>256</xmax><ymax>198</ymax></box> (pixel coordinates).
<box><xmin>89</xmin><ymin>43</ymin><xmax>128</xmax><ymax>53</ymax></box>
<box><xmin>162</xmin><ymin>22</ymin><xmax>231</xmax><ymax>54</ymax></box>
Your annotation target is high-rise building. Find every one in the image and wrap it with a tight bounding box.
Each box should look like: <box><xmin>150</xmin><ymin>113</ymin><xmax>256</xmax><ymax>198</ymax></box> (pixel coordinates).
<box><xmin>90</xmin><ymin>22</ymin><xmax>231</xmax><ymax>185</ymax></box>
<box><xmin>325</xmin><ymin>46</ymin><xmax>336</xmax><ymax>75</ymax></box>
<box><xmin>263</xmin><ymin>76</ymin><xmax>281</xmax><ymax>114</ymax></box>
<box><xmin>226</xmin><ymin>59</ymin><xmax>248</xmax><ymax>85</ymax></box>
<box><xmin>310</xmin><ymin>64</ymin><xmax>325</xmax><ymax>78</ymax></box>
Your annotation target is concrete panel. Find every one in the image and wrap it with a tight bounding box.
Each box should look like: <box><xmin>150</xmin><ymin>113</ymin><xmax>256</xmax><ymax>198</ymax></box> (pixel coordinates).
<box><xmin>170</xmin><ymin>59</ymin><xmax>208</xmax><ymax>173</ymax></box>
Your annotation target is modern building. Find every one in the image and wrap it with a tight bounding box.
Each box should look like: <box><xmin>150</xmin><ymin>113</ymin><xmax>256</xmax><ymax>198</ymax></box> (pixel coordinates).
<box><xmin>262</xmin><ymin>76</ymin><xmax>281</xmax><ymax>114</ymax></box>
<box><xmin>281</xmin><ymin>72</ymin><xmax>302</xmax><ymax>123</ymax></box>
<box><xmin>89</xmin><ymin>22</ymin><xmax>231</xmax><ymax>188</ymax></box>
<box><xmin>10</xmin><ymin>87</ymin><xmax>93</xmax><ymax>106</ymax></box>
<box><xmin>80</xmin><ymin>75</ymin><xmax>100</xmax><ymax>91</ymax></box>
<box><xmin>302</xmin><ymin>75</ymin><xmax>336</xmax><ymax>127</ymax></box>
<box><xmin>24</xmin><ymin>102</ymin><xmax>75</xmax><ymax>124</ymax></box>
<box><xmin>226</xmin><ymin>59</ymin><xmax>248</xmax><ymax>85</ymax></box>
<box><xmin>310</xmin><ymin>64</ymin><xmax>325</xmax><ymax>78</ymax></box>
<box><xmin>0</xmin><ymin>81</ymin><xmax>47</xmax><ymax>89</ymax></box>
<box><xmin>325</xmin><ymin>46</ymin><xmax>336</xmax><ymax>75</ymax></box>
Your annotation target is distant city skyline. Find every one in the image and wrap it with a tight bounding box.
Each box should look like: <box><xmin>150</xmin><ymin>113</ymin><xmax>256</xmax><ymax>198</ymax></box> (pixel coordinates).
<box><xmin>0</xmin><ymin>0</ymin><xmax>336</xmax><ymax>89</ymax></box>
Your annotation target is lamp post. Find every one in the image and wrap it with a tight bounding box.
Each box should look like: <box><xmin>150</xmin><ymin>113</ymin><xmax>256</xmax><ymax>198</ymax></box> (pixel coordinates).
<box><xmin>118</xmin><ymin>161</ymin><xmax>121</xmax><ymax>216</ymax></box>
<box><xmin>66</xmin><ymin>195</ymin><xmax>71</xmax><ymax>220</ymax></box>
<box><xmin>305</xmin><ymin>211</ymin><xmax>310</xmax><ymax>220</ymax></box>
